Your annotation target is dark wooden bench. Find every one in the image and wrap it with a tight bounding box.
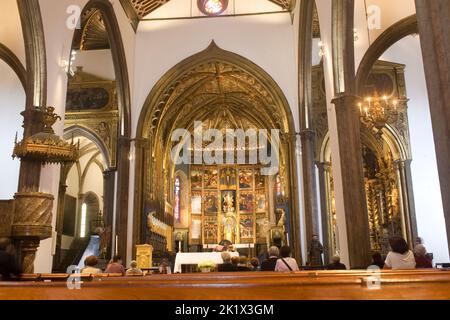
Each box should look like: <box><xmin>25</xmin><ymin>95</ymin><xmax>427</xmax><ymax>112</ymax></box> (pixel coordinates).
<box><xmin>1</xmin><ymin>270</ymin><xmax>450</xmax><ymax>300</ymax></box>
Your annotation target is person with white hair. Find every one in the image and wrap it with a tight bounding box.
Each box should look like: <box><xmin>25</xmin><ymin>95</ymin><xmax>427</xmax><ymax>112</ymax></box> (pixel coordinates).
<box><xmin>414</xmin><ymin>244</ymin><xmax>433</xmax><ymax>268</ymax></box>
<box><xmin>326</xmin><ymin>255</ymin><xmax>347</xmax><ymax>270</ymax></box>
<box><xmin>261</xmin><ymin>246</ymin><xmax>280</xmax><ymax>271</ymax></box>
<box><xmin>126</xmin><ymin>260</ymin><xmax>144</xmax><ymax>276</ymax></box>
<box><xmin>217</xmin><ymin>251</ymin><xmax>237</xmax><ymax>272</ymax></box>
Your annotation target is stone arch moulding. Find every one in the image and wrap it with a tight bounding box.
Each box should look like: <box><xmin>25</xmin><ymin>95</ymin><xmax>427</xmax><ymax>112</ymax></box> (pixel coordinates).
<box><xmin>0</xmin><ymin>43</ymin><xmax>27</xmax><ymax>90</ymax></box>
<box><xmin>134</xmin><ymin>41</ymin><xmax>302</xmax><ymax>260</ymax></box>
<box><xmin>64</xmin><ymin>125</ymin><xmax>113</xmax><ymax>171</ymax></box>
<box><xmin>81</xmin><ymin>0</ymin><xmax>131</xmax><ymax>138</ymax></box>
<box><xmin>356</xmin><ymin>14</ymin><xmax>418</xmax><ymax>95</ymax></box>
<box><xmin>136</xmin><ymin>41</ymin><xmax>295</xmax><ymax>138</ymax></box>
<box><xmin>80</xmin><ymin>0</ymin><xmax>132</xmax><ymax>261</ymax></box>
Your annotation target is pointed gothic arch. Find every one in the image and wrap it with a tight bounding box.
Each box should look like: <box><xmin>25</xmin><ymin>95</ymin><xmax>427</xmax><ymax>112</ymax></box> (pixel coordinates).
<box><xmin>134</xmin><ymin>41</ymin><xmax>301</xmax><ymax>260</ymax></box>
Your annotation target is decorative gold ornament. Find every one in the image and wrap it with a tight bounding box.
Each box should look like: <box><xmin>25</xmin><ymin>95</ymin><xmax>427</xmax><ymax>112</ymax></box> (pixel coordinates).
<box><xmin>12</xmin><ymin>106</ymin><xmax>79</xmax><ymax>164</ymax></box>
<box><xmin>359</xmin><ymin>93</ymin><xmax>399</xmax><ymax>131</ymax></box>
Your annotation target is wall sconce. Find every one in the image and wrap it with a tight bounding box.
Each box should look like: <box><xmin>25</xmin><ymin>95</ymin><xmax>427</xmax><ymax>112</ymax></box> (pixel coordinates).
<box><xmin>318</xmin><ymin>41</ymin><xmax>325</xmax><ymax>58</ymax></box>
<box><xmin>61</xmin><ymin>49</ymin><xmax>77</xmax><ymax>76</ymax></box>
<box><xmin>353</xmin><ymin>29</ymin><xmax>359</xmax><ymax>42</ymax></box>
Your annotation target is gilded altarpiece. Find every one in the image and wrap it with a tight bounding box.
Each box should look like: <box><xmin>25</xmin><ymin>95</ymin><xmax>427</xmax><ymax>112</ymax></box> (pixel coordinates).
<box><xmin>64</xmin><ymin>67</ymin><xmax>119</xmax><ymax>169</ymax></box>
<box><xmin>188</xmin><ymin>165</ymin><xmax>269</xmax><ymax>247</ymax></box>
<box><xmin>313</xmin><ymin>61</ymin><xmax>414</xmax><ymax>257</ymax></box>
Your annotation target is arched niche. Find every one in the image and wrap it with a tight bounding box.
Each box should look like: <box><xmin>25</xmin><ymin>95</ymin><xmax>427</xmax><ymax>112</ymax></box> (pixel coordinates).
<box><xmin>134</xmin><ymin>41</ymin><xmax>301</xmax><ymax>259</ymax></box>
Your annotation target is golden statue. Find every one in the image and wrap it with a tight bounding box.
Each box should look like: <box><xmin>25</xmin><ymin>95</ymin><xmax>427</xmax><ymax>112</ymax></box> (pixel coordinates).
<box><xmin>223</xmin><ymin>212</ymin><xmax>236</xmax><ymax>243</ymax></box>
<box><xmin>223</xmin><ymin>192</ymin><xmax>235</xmax><ymax>213</ymax></box>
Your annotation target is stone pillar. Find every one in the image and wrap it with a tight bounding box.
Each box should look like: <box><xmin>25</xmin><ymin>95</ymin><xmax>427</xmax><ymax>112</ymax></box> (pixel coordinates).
<box><xmin>330</xmin><ymin>95</ymin><xmax>371</xmax><ymax>268</ymax></box>
<box><xmin>415</xmin><ymin>0</ymin><xmax>450</xmax><ymax>254</ymax></box>
<box><xmin>300</xmin><ymin>130</ymin><xmax>320</xmax><ymax>250</ymax></box>
<box><xmin>53</xmin><ymin>173</ymin><xmax>68</xmax><ymax>269</ymax></box>
<box><xmin>115</xmin><ymin>137</ymin><xmax>131</xmax><ymax>260</ymax></box>
<box><xmin>317</xmin><ymin>161</ymin><xmax>331</xmax><ymax>264</ymax></box>
<box><xmin>103</xmin><ymin>169</ymin><xmax>116</xmax><ymax>258</ymax></box>
<box><xmin>284</xmin><ymin>134</ymin><xmax>302</xmax><ymax>264</ymax></box>
<box><xmin>395</xmin><ymin>160</ymin><xmax>418</xmax><ymax>247</ymax></box>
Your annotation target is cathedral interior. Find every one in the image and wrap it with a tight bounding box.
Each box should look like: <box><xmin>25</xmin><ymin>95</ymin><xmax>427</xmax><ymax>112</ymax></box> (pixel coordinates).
<box><xmin>0</xmin><ymin>0</ymin><xmax>450</xmax><ymax>300</ymax></box>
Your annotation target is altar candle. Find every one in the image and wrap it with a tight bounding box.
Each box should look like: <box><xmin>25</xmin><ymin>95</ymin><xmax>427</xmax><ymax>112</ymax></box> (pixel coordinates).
<box><xmin>358</xmin><ymin>103</ymin><xmax>362</xmax><ymax>115</ymax></box>
<box><xmin>393</xmin><ymin>100</ymin><xmax>398</xmax><ymax>111</ymax></box>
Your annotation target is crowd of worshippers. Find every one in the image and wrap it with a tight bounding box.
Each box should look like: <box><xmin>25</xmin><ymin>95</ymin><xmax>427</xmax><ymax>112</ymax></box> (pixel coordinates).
<box><xmin>0</xmin><ymin>235</ymin><xmax>438</xmax><ymax>280</ymax></box>
<box><xmin>82</xmin><ymin>255</ymin><xmax>132</xmax><ymax>275</ymax></box>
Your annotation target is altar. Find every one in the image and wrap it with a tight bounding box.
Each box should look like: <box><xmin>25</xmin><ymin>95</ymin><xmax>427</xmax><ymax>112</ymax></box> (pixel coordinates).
<box><xmin>174</xmin><ymin>251</ymin><xmax>240</xmax><ymax>273</ymax></box>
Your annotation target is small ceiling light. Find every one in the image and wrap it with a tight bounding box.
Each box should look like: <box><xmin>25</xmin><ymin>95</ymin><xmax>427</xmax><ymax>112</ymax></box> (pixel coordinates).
<box><xmin>198</xmin><ymin>0</ymin><xmax>228</xmax><ymax>16</ymax></box>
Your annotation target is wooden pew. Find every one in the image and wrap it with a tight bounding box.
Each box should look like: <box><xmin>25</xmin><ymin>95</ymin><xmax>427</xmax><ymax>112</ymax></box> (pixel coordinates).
<box><xmin>1</xmin><ymin>270</ymin><xmax>449</xmax><ymax>300</ymax></box>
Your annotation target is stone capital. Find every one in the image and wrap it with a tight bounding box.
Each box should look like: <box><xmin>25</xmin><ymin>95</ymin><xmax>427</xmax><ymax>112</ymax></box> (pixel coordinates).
<box><xmin>299</xmin><ymin>129</ymin><xmax>316</xmax><ymax>142</ymax></box>
<box><xmin>331</xmin><ymin>94</ymin><xmax>360</xmax><ymax>109</ymax></box>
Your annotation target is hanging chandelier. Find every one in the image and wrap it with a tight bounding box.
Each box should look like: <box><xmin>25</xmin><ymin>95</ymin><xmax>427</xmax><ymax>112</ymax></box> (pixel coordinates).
<box><xmin>358</xmin><ymin>93</ymin><xmax>399</xmax><ymax>131</ymax></box>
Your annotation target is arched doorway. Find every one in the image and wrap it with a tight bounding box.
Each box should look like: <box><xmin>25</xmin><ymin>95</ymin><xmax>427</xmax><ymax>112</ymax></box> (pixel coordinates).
<box><xmin>135</xmin><ymin>42</ymin><xmax>301</xmax><ymax>260</ymax></box>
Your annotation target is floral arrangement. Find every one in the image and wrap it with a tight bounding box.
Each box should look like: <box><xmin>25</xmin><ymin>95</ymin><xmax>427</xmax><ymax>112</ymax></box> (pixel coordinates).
<box><xmin>198</xmin><ymin>260</ymin><xmax>216</xmax><ymax>272</ymax></box>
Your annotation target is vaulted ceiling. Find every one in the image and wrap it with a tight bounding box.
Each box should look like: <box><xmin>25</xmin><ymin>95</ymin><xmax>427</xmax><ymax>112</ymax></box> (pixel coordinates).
<box><xmin>119</xmin><ymin>0</ymin><xmax>296</xmax><ymax>30</ymax></box>
<box><xmin>124</xmin><ymin>0</ymin><xmax>295</xmax><ymax>19</ymax></box>
<box><xmin>73</xmin><ymin>0</ymin><xmax>316</xmax><ymax>51</ymax></box>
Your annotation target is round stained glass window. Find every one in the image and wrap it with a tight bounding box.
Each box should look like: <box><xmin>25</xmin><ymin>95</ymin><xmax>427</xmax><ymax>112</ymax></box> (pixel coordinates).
<box><xmin>198</xmin><ymin>0</ymin><xmax>228</xmax><ymax>16</ymax></box>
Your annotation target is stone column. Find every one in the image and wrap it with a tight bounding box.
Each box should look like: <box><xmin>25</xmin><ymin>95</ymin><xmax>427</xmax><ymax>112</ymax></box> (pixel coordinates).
<box><xmin>330</xmin><ymin>95</ymin><xmax>371</xmax><ymax>268</ymax></box>
<box><xmin>327</xmin><ymin>0</ymin><xmax>371</xmax><ymax>268</ymax></box>
<box><xmin>115</xmin><ymin>137</ymin><xmax>131</xmax><ymax>260</ymax></box>
<box><xmin>395</xmin><ymin>160</ymin><xmax>418</xmax><ymax>247</ymax></box>
<box><xmin>12</xmin><ymin>0</ymin><xmax>52</xmax><ymax>274</ymax></box>
<box><xmin>300</xmin><ymin>130</ymin><xmax>320</xmax><ymax>251</ymax></box>
<box><xmin>284</xmin><ymin>134</ymin><xmax>302</xmax><ymax>264</ymax></box>
<box><xmin>316</xmin><ymin>161</ymin><xmax>331</xmax><ymax>264</ymax></box>
<box><xmin>52</xmin><ymin>176</ymin><xmax>68</xmax><ymax>269</ymax></box>
<box><xmin>103</xmin><ymin>169</ymin><xmax>116</xmax><ymax>259</ymax></box>
<box><xmin>415</xmin><ymin>0</ymin><xmax>450</xmax><ymax>253</ymax></box>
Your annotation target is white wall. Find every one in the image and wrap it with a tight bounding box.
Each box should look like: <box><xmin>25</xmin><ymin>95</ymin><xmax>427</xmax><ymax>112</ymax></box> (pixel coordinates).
<box><xmin>0</xmin><ymin>61</ymin><xmax>25</xmax><ymax>200</ymax></box>
<box><xmin>134</xmin><ymin>12</ymin><xmax>299</xmax><ymax>136</ymax></box>
<box><xmin>365</xmin><ymin>0</ymin><xmax>416</xmax><ymax>43</ymax></box>
<box><xmin>0</xmin><ymin>0</ymin><xmax>25</xmax><ymax>64</ymax></box>
<box><xmin>0</xmin><ymin>0</ymin><xmax>25</xmax><ymax>201</ymax></box>
<box><xmin>381</xmin><ymin>36</ymin><xmax>450</xmax><ymax>264</ymax></box>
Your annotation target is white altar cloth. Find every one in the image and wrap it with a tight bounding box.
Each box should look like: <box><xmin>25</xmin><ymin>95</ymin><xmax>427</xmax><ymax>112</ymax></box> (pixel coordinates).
<box><xmin>174</xmin><ymin>252</ymin><xmax>240</xmax><ymax>273</ymax></box>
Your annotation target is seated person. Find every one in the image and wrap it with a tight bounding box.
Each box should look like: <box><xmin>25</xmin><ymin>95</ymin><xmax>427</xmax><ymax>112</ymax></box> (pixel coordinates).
<box><xmin>215</xmin><ymin>240</ymin><xmax>233</xmax><ymax>252</ymax></box>
<box><xmin>159</xmin><ymin>258</ymin><xmax>172</xmax><ymax>274</ymax></box>
<box><xmin>368</xmin><ymin>252</ymin><xmax>385</xmax><ymax>269</ymax></box>
<box><xmin>236</xmin><ymin>256</ymin><xmax>252</xmax><ymax>271</ymax></box>
<box><xmin>126</xmin><ymin>260</ymin><xmax>144</xmax><ymax>276</ymax></box>
<box><xmin>327</xmin><ymin>256</ymin><xmax>347</xmax><ymax>270</ymax></box>
<box><xmin>261</xmin><ymin>246</ymin><xmax>280</xmax><ymax>271</ymax></box>
<box><xmin>81</xmin><ymin>255</ymin><xmax>102</xmax><ymax>275</ymax></box>
<box><xmin>384</xmin><ymin>237</ymin><xmax>416</xmax><ymax>270</ymax></box>
<box><xmin>414</xmin><ymin>244</ymin><xmax>433</xmax><ymax>268</ymax></box>
<box><xmin>217</xmin><ymin>252</ymin><xmax>237</xmax><ymax>272</ymax></box>
<box><xmin>105</xmin><ymin>255</ymin><xmax>126</xmax><ymax>275</ymax></box>
<box><xmin>275</xmin><ymin>246</ymin><xmax>300</xmax><ymax>272</ymax></box>
<box><xmin>250</xmin><ymin>257</ymin><xmax>260</xmax><ymax>271</ymax></box>
<box><xmin>231</xmin><ymin>256</ymin><xmax>240</xmax><ymax>268</ymax></box>
<box><xmin>0</xmin><ymin>238</ymin><xmax>21</xmax><ymax>281</ymax></box>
